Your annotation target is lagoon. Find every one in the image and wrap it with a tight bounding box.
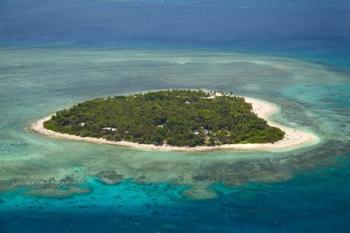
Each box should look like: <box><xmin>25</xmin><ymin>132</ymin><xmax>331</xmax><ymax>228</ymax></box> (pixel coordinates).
<box><xmin>0</xmin><ymin>47</ymin><xmax>350</xmax><ymax>232</ymax></box>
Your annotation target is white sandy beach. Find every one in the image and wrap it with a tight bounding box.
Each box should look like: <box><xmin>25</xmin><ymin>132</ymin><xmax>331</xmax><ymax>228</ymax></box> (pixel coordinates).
<box><xmin>30</xmin><ymin>97</ymin><xmax>320</xmax><ymax>152</ymax></box>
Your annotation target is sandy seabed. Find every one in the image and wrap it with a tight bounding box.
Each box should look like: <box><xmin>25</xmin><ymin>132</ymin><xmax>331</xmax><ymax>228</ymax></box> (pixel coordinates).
<box><xmin>30</xmin><ymin>97</ymin><xmax>320</xmax><ymax>152</ymax></box>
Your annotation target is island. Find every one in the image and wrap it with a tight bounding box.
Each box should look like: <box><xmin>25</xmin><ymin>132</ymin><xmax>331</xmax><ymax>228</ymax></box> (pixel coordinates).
<box><xmin>31</xmin><ymin>90</ymin><xmax>319</xmax><ymax>152</ymax></box>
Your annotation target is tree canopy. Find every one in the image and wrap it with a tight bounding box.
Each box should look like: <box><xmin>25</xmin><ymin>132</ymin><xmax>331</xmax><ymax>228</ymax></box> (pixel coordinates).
<box><xmin>44</xmin><ymin>90</ymin><xmax>284</xmax><ymax>147</ymax></box>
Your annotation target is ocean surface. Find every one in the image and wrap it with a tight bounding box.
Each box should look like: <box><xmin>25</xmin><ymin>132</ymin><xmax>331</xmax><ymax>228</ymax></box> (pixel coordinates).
<box><xmin>1</xmin><ymin>1</ymin><xmax>350</xmax><ymax>233</ymax></box>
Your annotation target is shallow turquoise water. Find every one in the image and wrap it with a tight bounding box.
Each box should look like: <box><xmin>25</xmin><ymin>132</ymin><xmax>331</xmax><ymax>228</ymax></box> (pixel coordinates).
<box><xmin>0</xmin><ymin>47</ymin><xmax>350</xmax><ymax>232</ymax></box>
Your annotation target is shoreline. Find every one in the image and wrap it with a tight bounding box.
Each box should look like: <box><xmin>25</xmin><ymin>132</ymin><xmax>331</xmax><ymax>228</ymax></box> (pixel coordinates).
<box><xmin>30</xmin><ymin>97</ymin><xmax>320</xmax><ymax>152</ymax></box>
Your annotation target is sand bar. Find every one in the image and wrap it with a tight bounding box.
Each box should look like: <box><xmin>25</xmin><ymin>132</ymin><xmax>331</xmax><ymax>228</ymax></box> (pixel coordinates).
<box><xmin>30</xmin><ymin>97</ymin><xmax>320</xmax><ymax>152</ymax></box>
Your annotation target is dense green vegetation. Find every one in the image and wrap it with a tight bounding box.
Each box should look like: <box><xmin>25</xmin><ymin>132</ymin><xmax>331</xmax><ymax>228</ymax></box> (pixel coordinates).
<box><xmin>44</xmin><ymin>90</ymin><xmax>284</xmax><ymax>147</ymax></box>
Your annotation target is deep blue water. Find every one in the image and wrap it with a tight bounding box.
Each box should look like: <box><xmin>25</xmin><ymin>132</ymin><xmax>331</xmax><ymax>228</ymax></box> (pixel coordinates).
<box><xmin>1</xmin><ymin>1</ymin><xmax>350</xmax><ymax>233</ymax></box>
<box><xmin>1</xmin><ymin>0</ymin><xmax>350</xmax><ymax>43</ymax></box>
<box><xmin>1</xmin><ymin>0</ymin><xmax>350</xmax><ymax>68</ymax></box>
